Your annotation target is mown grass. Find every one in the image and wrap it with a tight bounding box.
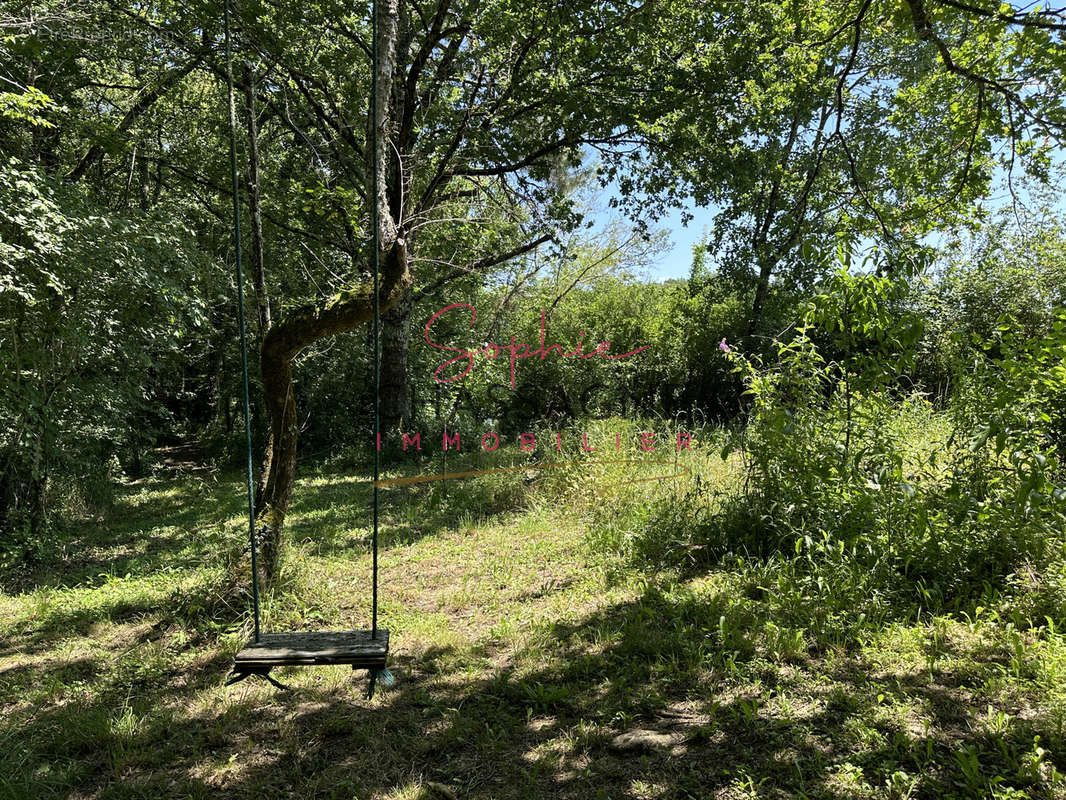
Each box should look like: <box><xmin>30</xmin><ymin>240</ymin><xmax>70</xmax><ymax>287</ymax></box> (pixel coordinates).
<box><xmin>2</xmin><ymin>426</ymin><xmax>1066</xmax><ymax>799</ymax></box>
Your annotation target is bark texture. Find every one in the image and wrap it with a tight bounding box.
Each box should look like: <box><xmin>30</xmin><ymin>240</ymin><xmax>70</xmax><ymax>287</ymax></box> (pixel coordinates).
<box><xmin>256</xmin><ymin>246</ymin><xmax>411</xmax><ymax>583</ymax></box>
<box><xmin>253</xmin><ymin>0</ymin><xmax>405</xmax><ymax>586</ymax></box>
<box><xmin>380</xmin><ymin>285</ymin><xmax>413</xmax><ymax>432</ymax></box>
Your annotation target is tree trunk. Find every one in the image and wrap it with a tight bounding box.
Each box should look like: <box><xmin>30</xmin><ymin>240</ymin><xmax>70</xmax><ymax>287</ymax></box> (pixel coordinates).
<box><xmin>745</xmin><ymin>102</ymin><xmax>804</xmax><ymax>338</ymax></box>
<box><xmin>380</xmin><ymin>286</ymin><xmax>413</xmax><ymax>432</ymax></box>
<box><xmin>253</xmin><ymin>0</ymin><xmax>405</xmax><ymax>587</ymax></box>
<box><xmin>0</xmin><ymin>446</ymin><xmax>21</xmax><ymax>543</ymax></box>
<box><xmin>244</xmin><ymin>66</ymin><xmax>275</xmax><ymax>513</ymax></box>
<box><xmin>138</xmin><ymin>149</ymin><xmax>151</xmax><ymax>210</ymax></box>
<box><xmin>256</xmin><ymin>244</ymin><xmax>411</xmax><ymax>585</ymax></box>
<box><xmin>747</xmin><ymin>255</ymin><xmax>774</xmax><ymax>337</ymax></box>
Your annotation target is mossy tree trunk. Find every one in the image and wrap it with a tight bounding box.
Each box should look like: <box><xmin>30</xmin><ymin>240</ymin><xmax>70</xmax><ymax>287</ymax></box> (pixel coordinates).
<box><xmin>252</xmin><ymin>0</ymin><xmax>406</xmax><ymax>587</ymax></box>
<box><xmin>255</xmin><ymin>245</ymin><xmax>411</xmax><ymax>584</ymax></box>
<box><xmin>380</xmin><ymin>285</ymin><xmax>413</xmax><ymax>432</ymax></box>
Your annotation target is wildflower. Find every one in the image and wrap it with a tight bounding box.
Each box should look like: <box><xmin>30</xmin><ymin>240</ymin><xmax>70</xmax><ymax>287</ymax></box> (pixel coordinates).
<box><xmin>719</xmin><ymin>338</ymin><xmax>731</xmax><ymax>353</ymax></box>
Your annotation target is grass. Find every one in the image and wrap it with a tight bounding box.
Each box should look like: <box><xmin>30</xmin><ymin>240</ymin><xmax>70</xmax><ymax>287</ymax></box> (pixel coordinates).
<box><xmin>2</xmin><ymin>433</ymin><xmax>1066</xmax><ymax>799</ymax></box>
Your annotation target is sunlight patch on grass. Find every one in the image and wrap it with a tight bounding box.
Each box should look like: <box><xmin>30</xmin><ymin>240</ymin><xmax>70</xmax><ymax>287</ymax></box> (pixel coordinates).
<box><xmin>4</xmin><ymin>458</ymin><xmax>1066</xmax><ymax>798</ymax></box>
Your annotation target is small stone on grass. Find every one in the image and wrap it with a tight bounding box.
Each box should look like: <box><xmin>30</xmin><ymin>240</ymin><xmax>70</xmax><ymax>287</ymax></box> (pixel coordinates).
<box><xmin>609</xmin><ymin>729</ymin><xmax>680</xmax><ymax>753</ymax></box>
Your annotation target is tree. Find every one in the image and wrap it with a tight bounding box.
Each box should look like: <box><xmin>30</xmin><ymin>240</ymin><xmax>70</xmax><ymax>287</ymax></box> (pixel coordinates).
<box><xmin>217</xmin><ymin>0</ymin><xmax>735</xmax><ymax>582</ymax></box>
<box><xmin>10</xmin><ymin>0</ymin><xmax>1062</xmax><ymax>588</ymax></box>
<box><xmin>0</xmin><ymin>156</ymin><xmax>210</xmax><ymax>558</ymax></box>
<box><xmin>617</xmin><ymin>0</ymin><xmax>1066</xmax><ymax>336</ymax></box>
<box><xmin>24</xmin><ymin>0</ymin><xmax>774</xmax><ymax>581</ymax></box>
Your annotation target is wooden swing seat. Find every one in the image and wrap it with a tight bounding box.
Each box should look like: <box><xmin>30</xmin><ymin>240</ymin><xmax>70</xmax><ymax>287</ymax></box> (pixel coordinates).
<box><xmin>232</xmin><ymin>629</ymin><xmax>389</xmax><ymax>673</ymax></box>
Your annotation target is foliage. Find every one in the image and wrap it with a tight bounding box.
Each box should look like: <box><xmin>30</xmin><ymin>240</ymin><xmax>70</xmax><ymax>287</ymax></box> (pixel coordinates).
<box><xmin>915</xmin><ymin>213</ymin><xmax>1066</xmax><ymax>402</ymax></box>
<box><xmin>2</xmin><ymin>1</ymin><xmax>1066</xmax><ymax>794</ymax></box>
<box><xmin>4</xmin><ymin>455</ymin><xmax>1066</xmax><ymax>798</ymax></box>
<box><xmin>591</xmin><ymin>264</ymin><xmax>1066</xmax><ymax>645</ymax></box>
<box><xmin>0</xmin><ymin>158</ymin><xmax>213</xmax><ymax>560</ymax></box>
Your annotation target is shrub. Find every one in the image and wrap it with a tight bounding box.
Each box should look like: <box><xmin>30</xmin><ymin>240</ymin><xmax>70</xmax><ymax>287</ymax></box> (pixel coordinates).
<box><xmin>590</xmin><ymin>267</ymin><xmax>1066</xmax><ymax>641</ymax></box>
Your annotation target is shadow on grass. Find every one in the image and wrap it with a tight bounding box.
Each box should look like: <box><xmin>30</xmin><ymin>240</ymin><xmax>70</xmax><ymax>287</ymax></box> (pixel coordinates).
<box><xmin>288</xmin><ymin>457</ymin><xmax>542</xmax><ymax>557</ymax></box>
<box><xmin>5</xmin><ymin>466</ymin><xmax>1066</xmax><ymax>798</ymax></box>
<box><xmin>5</xmin><ymin>472</ymin><xmax>249</xmax><ymax>594</ymax></box>
<box><xmin>5</xmin><ymin>580</ymin><xmax>1062</xmax><ymax>799</ymax></box>
<box><xmin>253</xmin><ymin>589</ymin><xmax>1065</xmax><ymax>799</ymax></box>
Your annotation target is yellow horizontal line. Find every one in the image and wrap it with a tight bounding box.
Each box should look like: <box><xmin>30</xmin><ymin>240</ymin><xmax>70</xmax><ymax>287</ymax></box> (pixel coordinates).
<box><xmin>373</xmin><ymin>458</ymin><xmax>691</xmax><ymax>491</ymax></box>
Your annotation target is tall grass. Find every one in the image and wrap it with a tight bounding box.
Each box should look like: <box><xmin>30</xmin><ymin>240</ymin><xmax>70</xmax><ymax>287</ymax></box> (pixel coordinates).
<box><xmin>574</xmin><ymin>302</ymin><xmax>1066</xmax><ymax>646</ymax></box>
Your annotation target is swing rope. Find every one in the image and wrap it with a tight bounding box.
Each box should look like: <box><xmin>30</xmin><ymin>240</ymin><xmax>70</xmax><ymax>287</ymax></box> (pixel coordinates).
<box><xmin>371</xmin><ymin>0</ymin><xmax>381</xmax><ymax>640</ymax></box>
<box><xmin>223</xmin><ymin>0</ymin><xmax>261</xmax><ymax>643</ymax></box>
<box><xmin>223</xmin><ymin>0</ymin><xmax>383</xmax><ymax>645</ymax></box>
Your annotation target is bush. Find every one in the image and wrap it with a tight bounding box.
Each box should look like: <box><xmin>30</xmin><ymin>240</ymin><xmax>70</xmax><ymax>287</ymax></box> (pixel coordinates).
<box><xmin>0</xmin><ymin>157</ymin><xmax>214</xmax><ymax>556</ymax></box>
<box><xmin>589</xmin><ymin>267</ymin><xmax>1066</xmax><ymax>642</ymax></box>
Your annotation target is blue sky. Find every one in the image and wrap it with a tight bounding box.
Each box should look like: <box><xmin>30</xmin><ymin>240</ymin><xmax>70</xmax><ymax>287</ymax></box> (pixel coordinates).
<box><xmin>580</xmin><ymin>146</ymin><xmax>719</xmax><ymax>282</ymax></box>
<box><xmin>582</xmin><ymin>173</ymin><xmax>719</xmax><ymax>283</ymax></box>
<box><xmin>644</xmin><ymin>204</ymin><xmax>715</xmax><ymax>281</ymax></box>
<box><xmin>591</xmin><ymin>153</ymin><xmax>1066</xmax><ymax>284</ymax></box>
